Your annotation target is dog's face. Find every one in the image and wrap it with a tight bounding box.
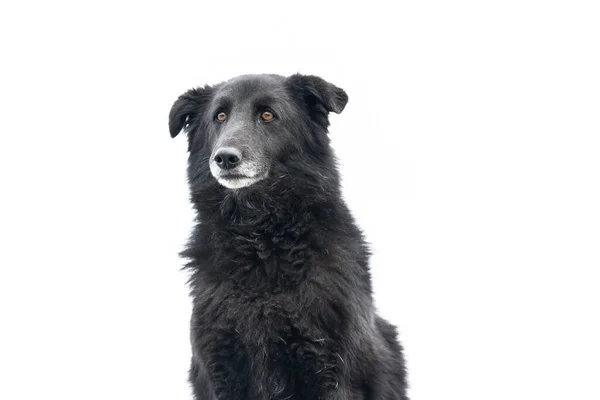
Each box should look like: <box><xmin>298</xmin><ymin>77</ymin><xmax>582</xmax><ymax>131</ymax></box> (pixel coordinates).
<box><xmin>169</xmin><ymin>74</ymin><xmax>347</xmax><ymax>190</ymax></box>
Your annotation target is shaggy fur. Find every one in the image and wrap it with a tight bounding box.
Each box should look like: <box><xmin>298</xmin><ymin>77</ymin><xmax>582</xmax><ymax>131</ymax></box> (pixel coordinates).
<box><xmin>169</xmin><ymin>74</ymin><xmax>408</xmax><ymax>399</ymax></box>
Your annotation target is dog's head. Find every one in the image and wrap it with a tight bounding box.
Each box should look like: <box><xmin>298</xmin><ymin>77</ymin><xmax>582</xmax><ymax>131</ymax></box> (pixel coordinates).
<box><xmin>169</xmin><ymin>74</ymin><xmax>347</xmax><ymax>190</ymax></box>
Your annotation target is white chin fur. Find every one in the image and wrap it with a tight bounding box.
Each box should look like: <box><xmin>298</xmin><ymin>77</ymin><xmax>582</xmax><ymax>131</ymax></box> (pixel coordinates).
<box><xmin>216</xmin><ymin>176</ymin><xmax>262</xmax><ymax>189</ymax></box>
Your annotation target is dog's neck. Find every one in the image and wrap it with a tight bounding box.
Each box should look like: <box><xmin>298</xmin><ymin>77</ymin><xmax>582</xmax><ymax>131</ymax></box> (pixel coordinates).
<box><xmin>183</xmin><ymin>172</ymin><xmax>352</xmax><ymax>289</ymax></box>
<box><xmin>193</xmin><ymin>177</ymin><xmax>340</xmax><ymax>229</ymax></box>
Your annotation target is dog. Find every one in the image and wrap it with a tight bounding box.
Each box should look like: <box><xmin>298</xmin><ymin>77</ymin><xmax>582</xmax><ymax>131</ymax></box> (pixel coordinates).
<box><xmin>169</xmin><ymin>74</ymin><xmax>409</xmax><ymax>399</ymax></box>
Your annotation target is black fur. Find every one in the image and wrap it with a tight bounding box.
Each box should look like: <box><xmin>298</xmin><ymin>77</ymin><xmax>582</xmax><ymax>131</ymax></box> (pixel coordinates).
<box><xmin>169</xmin><ymin>74</ymin><xmax>408</xmax><ymax>399</ymax></box>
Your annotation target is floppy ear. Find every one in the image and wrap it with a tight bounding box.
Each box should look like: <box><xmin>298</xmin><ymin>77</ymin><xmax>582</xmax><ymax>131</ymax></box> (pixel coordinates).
<box><xmin>287</xmin><ymin>74</ymin><xmax>348</xmax><ymax>117</ymax></box>
<box><xmin>169</xmin><ymin>85</ymin><xmax>213</xmax><ymax>138</ymax></box>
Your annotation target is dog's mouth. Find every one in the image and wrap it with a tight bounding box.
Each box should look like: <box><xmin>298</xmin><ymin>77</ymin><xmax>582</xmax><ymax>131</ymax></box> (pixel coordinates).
<box><xmin>213</xmin><ymin>171</ymin><xmax>268</xmax><ymax>189</ymax></box>
<box><xmin>219</xmin><ymin>173</ymin><xmax>250</xmax><ymax>180</ymax></box>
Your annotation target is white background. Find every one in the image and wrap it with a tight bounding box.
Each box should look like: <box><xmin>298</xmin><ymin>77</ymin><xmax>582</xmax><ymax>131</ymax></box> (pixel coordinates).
<box><xmin>1</xmin><ymin>1</ymin><xmax>599</xmax><ymax>399</ymax></box>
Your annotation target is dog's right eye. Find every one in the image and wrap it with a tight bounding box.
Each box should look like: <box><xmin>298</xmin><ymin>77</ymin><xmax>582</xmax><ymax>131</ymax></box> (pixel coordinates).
<box><xmin>216</xmin><ymin>112</ymin><xmax>227</xmax><ymax>122</ymax></box>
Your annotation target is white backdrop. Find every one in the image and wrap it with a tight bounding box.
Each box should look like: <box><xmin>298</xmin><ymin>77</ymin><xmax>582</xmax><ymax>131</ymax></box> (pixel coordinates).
<box><xmin>1</xmin><ymin>1</ymin><xmax>599</xmax><ymax>399</ymax></box>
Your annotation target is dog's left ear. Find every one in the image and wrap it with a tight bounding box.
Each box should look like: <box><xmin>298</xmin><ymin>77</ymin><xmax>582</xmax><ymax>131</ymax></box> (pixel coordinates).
<box><xmin>287</xmin><ymin>74</ymin><xmax>348</xmax><ymax>124</ymax></box>
<box><xmin>169</xmin><ymin>85</ymin><xmax>213</xmax><ymax>138</ymax></box>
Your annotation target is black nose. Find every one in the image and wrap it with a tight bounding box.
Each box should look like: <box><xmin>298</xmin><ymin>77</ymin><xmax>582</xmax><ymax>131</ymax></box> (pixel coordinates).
<box><xmin>214</xmin><ymin>147</ymin><xmax>242</xmax><ymax>170</ymax></box>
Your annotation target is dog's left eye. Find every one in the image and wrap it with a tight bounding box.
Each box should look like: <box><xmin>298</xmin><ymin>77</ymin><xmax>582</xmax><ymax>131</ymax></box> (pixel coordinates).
<box><xmin>260</xmin><ymin>111</ymin><xmax>275</xmax><ymax>122</ymax></box>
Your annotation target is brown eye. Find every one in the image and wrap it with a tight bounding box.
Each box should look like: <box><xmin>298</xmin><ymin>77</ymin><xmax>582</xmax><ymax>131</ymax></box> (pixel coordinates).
<box><xmin>261</xmin><ymin>111</ymin><xmax>274</xmax><ymax>121</ymax></box>
<box><xmin>216</xmin><ymin>112</ymin><xmax>227</xmax><ymax>122</ymax></box>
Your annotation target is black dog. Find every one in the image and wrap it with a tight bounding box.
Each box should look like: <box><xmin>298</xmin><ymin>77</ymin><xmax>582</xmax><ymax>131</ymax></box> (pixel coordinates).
<box><xmin>169</xmin><ymin>74</ymin><xmax>408</xmax><ymax>399</ymax></box>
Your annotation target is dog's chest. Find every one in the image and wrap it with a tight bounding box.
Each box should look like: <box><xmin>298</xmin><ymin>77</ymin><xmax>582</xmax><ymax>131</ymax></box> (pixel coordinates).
<box><xmin>192</xmin><ymin>283</ymin><xmax>343</xmax><ymax>399</ymax></box>
<box><xmin>201</xmin><ymin>280</ymin><xmax>306</xmax><ymax>333</ymax></box>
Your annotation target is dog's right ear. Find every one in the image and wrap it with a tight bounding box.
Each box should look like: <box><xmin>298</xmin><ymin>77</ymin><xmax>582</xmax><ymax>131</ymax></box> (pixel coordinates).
<box><xmin>169</xmin><ymin>86</ymin><xmax>213</xmax><ymax>138</ymax></box>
